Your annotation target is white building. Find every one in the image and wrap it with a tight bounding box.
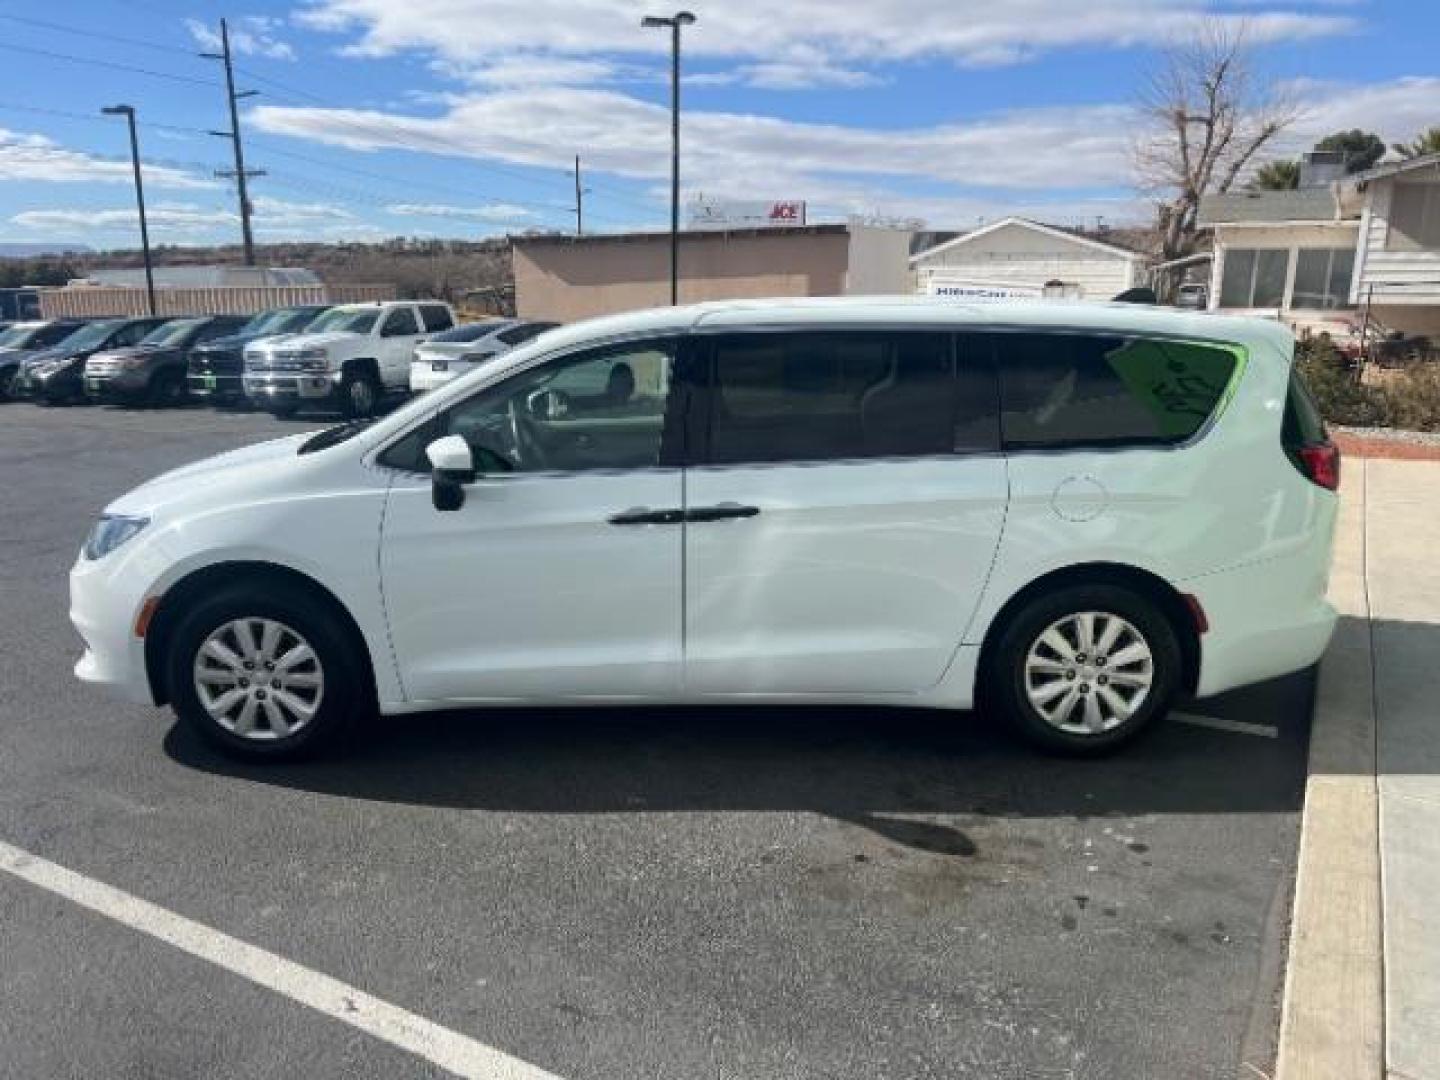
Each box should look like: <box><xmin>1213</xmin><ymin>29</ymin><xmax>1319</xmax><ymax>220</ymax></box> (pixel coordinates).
<box><xmin>1198</xmin><ymin>153</ymin><xmax>1440</xmax><ymax>338</ymax></box>
<box><xmin>909</xmin><ymin>217</ymin><xmax>1147</xmax><ymax>302</ymax></box>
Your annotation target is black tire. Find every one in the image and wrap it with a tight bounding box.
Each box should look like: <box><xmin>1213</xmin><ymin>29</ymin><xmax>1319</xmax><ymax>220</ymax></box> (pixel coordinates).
<box><xmin>148</xmin><ymin>367</ymin><xmax>187</xmax><ymax>407</ymax></box>
<box><xmin>341</xmin><ymin>368</ymin><xmax>380</xmax><ymax>419</ymax></box>
<box><xmin>984</xmin><ymin>583</ymin><xmax>1181</xmax><ymax>755</ymax></box>
<box><xmin>166</xmin><ymin>584</ymin><xmax>368</xmax><ymax>761</ymax></box>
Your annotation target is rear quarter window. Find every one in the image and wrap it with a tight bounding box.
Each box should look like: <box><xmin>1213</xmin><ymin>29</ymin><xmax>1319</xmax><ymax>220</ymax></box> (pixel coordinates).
<box><xmin>993</xmin><ymin>332</ymin><xmax>1240</xmax><ymax>449</ymax></box>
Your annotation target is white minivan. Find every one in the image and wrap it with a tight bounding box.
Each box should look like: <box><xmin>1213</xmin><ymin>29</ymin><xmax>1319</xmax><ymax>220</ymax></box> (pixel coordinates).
<box><xmin>70</xmin><ymin>298</ymin><xmax>1339</xmax><ymax>760</ymax></box>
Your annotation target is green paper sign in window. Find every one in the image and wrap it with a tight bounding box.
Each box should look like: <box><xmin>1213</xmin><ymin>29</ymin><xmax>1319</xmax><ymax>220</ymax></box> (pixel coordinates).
<box><xmin>1104</xmin><ymin>338</ymin><xmax>1245</xmax><ymax>440</ymax></box>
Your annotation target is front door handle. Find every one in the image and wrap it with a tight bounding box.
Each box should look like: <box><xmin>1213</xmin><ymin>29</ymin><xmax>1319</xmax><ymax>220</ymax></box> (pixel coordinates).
<box><xmin>687</xmin><ymin>503</ymin><xmax>760</xmax><ymax>522</ymax></box>
<box><xmin>608</xmin><ymin>507</ymin><xmax>684</xmax><ymax>526</ymax></box>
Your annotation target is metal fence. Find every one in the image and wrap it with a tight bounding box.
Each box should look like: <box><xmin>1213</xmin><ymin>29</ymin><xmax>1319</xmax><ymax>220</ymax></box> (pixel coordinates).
<box><xmin>37</xmin><ymin>283</ymin><xmax>396</xmax><ymax>319</ymax></box>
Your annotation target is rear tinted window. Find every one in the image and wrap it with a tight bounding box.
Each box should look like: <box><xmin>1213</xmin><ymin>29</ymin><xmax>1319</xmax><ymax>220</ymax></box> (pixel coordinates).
<box><xmin>705</xmin><ymin>331</ymin><xmax>963</xmax><ymax>464</ymax></box>
<box><xmin>1282</xmin><ymin>367</ymin><xmax>1327</xmax><ymax>448</ymax></box>
<box><xmin>420</xmin><ymin>304</ymin><xmax>455</xmax><ymax>332</ymax></box>
<box><xmin>993</xmin><ymin>333</ymin><xmax>1239</xmax><ymax>449</ymax></box>
<box><xmin>432</xmin><ymin>322</ymin><xmax>499</xmax><ymax>343</ymax></box>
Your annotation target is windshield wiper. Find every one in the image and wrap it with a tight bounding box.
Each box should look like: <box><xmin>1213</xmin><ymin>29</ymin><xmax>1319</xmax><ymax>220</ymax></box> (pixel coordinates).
<box><xmin>298</xmin><ymin>418</ymin><xmax>377</xmax><ymax>455</ymax></box>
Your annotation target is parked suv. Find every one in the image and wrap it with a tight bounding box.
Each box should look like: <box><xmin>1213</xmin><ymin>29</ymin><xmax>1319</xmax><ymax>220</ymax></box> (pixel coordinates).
<box><xmin>410</xmin><ymin>319</ymin><xmax>558</xmax><ymax>392</ymax></box>
<box><xmin>243</xmin><ymin>300</ymin><xmax>455</xmax><ymax>417</ymax></box>
<box><xmin>84</xmin><ymin>314</ymin><xmax>249</xmax><ymax>406</ymax></box>
<box><xmin>15</xmin><ymin>317</ymin><xmax>169</xmax><ymax>404</ymax></box>
<box><xmin>188</xmin><ymin>305</ymin><xmax>332</xmax><ymax>405</ymax></box>
<box><xmin>70</xmin><ymin>298</ymin><xmax>1339</xmax><ymax>761</ymax></box>
<box><xmin>0</xmin><ymin>319</ymin><xmax>91</xmax><ymax>400</ymax></box>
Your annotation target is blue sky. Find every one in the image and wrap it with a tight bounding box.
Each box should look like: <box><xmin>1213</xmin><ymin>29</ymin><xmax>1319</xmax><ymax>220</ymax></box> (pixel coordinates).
<box><xmin>0</xmin><ymin>0</ymin><xmax>1436</xmax><ymax>250</ymax></box>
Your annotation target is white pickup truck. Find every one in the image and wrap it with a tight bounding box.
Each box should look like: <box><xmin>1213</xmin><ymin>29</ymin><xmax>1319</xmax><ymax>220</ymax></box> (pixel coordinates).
<box><xmin>242</xmin><ymin>300</ymin><xmax>456</xmax><ymax>418</ymax></box>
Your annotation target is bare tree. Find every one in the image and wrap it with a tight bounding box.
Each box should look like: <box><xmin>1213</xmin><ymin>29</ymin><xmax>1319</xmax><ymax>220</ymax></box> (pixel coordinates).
<box><xmin>1136</xmin><ymin>24</ymin><xmax>1299</xmax><ymax>265</ymax></box>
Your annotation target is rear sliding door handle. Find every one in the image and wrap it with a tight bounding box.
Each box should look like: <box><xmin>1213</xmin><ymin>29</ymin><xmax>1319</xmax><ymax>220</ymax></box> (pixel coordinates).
<box><xmin>686</xmin><ymin>503</ymin><xmax>760</xmax><ymax>523</ymax></box>
<box><xmin>608</xmin><ymin>507</ymin><xmax>684</xmax><ymax>526</ymax></box>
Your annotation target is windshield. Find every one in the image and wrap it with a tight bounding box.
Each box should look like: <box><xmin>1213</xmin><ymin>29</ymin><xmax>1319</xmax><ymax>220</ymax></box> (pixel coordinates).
<box><xmin>0</xmin><ymin>325</ymin><xmax>32</xmax><ymax>347</ymax></box>
<box><xmin>431</xmin><ymin>322</ymin><xmax>502</xmax><ymax>344</ymax></box>
<box><xmin>307</xmin><ymin>308</ymin><xmax>378</xmax><ymax>334</ymax></box>
<box><xmin>238</xmin><ymin>309</ymin><xmax>289</xmax><ymax>336</ymax></box>
<box><xmin>277</xmin><ymin>307</ymin><xmax>329</xmax><ymax>333</ymax></box>
<box><xmin>56</xmin><ymin>320</ymin><xmax>122</xmax><ymax>351</ymax></box>
<box><xmin>140</xmin><ymin>319</ymin><xmax>204</xmax><ymax>347</ymax></box>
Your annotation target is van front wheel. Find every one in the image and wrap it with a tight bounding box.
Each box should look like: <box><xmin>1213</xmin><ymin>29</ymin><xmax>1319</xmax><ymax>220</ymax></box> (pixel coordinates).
<box><xmin>985</xmin><ymin>583</ymin><xmax>1180</xmax><ymax>755</ymax></box>
<box><xmin>166</xmin><ymin>586</ymin><xmax>360</xmax><ymax>761</ymax></box>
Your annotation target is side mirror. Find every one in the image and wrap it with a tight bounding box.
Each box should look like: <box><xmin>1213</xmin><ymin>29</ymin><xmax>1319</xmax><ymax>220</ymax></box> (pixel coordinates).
<box><xmin>425</xmin><ymin>435</ymin><xmax>474</xmax><ymax>512</ymax></box>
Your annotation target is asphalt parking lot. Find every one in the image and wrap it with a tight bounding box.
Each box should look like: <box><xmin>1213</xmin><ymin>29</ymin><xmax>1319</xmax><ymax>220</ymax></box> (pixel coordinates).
<box><xmin>0</xmin><ymin>401</ymin><xmax>1315</xmax><ymax>1080</ymax></box>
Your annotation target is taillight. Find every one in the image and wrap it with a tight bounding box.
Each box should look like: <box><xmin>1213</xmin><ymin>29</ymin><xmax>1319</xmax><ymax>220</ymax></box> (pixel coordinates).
<box><xmin>1297</xmin><ymin>442</ymin><xmax>1340</xmax><ymax>491</ymax></box>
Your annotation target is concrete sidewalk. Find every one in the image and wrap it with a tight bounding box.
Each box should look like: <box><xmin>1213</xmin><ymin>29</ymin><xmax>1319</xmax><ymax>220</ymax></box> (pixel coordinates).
<box><xmin>1278</xmin><ymin>456</ymin><xmax>1440</xmax><ymax>1080</ymax></box>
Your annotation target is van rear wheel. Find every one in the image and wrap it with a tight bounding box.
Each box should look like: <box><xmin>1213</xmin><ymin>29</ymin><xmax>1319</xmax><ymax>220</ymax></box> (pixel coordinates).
<box><xmin>985</xmin><ymin>583</ymin><xmax>1180</xmax><ymax>755</ymax></box>
<box><xmin>166</xmin><ymin>585</ymin><xmax>361</xmax><ymax>761</ymax></box>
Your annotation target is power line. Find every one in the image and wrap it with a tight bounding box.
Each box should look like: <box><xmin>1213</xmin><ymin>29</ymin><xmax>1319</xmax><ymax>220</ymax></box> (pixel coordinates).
<box><xmin>0</xmin><ymin>13</ymin><xmax>203</xmax><ymax>59</ymax></box>
<box><xmin>0</xmin><ymin>101</ymin><xmax>211</xmax><ymax>138</ymax></box>
<box><xmin>0</xmin><ymin>41</ymin><xmax>218</xmax><ymax>88</ymax></box>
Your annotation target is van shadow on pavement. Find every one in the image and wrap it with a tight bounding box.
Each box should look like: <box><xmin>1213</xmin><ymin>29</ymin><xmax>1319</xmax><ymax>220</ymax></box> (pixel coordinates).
<box><xmin>166</xmin><ymin>665</ymin><xmax>1318</xmax><ymax>857</ymax></box>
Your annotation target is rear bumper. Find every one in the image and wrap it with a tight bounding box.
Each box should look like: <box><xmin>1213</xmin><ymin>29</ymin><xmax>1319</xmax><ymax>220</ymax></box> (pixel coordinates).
<box><xmin>1185</xmin><ymin>552</ymin><xmax>1338</xmax><ymax>698</ymax></box>
<box><xmin>409</xmin><ymin>364</ymin><xmax>457</xmax><ymax>393</ymax></box>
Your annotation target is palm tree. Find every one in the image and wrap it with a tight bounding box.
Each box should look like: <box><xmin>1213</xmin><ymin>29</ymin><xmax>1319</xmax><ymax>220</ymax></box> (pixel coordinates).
<box><xmin>1392</xmin><ymin>127</ymin><xmax>1440</xmax><ymax>160</ymax></box>
<box><xmin>1249</xmin><ymin>160</ymin><xmax>1300</xmax><ymax>191</ymax></box>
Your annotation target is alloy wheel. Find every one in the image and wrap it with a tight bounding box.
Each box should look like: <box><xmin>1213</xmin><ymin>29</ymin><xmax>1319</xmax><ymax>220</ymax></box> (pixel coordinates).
<box><xmin>1022</xmin><ymin>611</ymin><xmax>1154</xmax><ymax>735</ymax></box>
<box><xmin>192</xmin><ymin>617</ymin><xmax>325</xmax><ymax>740</ymax></box>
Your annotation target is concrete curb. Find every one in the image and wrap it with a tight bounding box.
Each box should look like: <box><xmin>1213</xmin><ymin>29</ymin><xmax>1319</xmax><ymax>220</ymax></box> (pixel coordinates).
<box><xmin>1274</xmin><ymin>460</ymin><xmax>1383</xmax><ymax>1080</ymax></box>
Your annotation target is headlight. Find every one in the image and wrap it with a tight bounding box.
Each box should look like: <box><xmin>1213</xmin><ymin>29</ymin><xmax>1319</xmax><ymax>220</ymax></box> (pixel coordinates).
<box><xmin>83</xmin><ymin>514</ymin><xmax>150</xmax><ymax>561</ymax></box>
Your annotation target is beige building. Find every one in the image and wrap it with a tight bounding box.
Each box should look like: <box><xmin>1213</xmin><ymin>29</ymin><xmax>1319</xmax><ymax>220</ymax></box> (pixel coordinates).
<box><xmin>512</xmin><ymin>223</ymin><xmax>912</xmax><ymax>322</ymax></box>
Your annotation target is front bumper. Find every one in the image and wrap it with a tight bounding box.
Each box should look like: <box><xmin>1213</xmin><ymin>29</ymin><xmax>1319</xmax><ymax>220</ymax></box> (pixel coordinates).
<box><xmin>188</xmin><ymin>372</ymin><xmax>244</xmax><ymax>399</ymax></box>
<box><xmin>69</xmin><ymin>552</ymin><xmax>157</xmax><ymax>706</ymax></box>
<box><xmin>18</xmin><ymin>366</ymin><xmax>84</xmax><ymax>401</ymax></box>
<box><xmin>84</xmin><ymin>371</ymin><xmax>149</xmax><ymax>400</ymax></box>
<box><xmin>244</xmin><ymin>372</ymin><xmax>337</xmax><ymax>402</ymax></box>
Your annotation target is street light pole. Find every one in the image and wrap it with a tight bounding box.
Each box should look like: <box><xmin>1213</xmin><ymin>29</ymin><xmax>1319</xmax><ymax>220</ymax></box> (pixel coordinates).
<box><xmin>642</xmin><ymin>11</ymin><xmax>695</xmax><ymax>305</ymax></box>
<box><xmin>102</xmin><ymin>105</ymin><xmax>155</xmax><ymax>317</ymax></box>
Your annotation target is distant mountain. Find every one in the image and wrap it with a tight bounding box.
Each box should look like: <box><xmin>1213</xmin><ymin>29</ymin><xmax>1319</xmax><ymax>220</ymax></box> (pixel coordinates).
<box><xmin>0</xmin><ymin>242</ymin><xmax>93</xmax><ymax>258</ymax></box>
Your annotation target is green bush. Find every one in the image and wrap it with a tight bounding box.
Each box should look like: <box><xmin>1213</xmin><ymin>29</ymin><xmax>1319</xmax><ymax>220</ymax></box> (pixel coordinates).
<box><xmin>1293</xmin><ymin>339</ymin><xmax>1392</xmax><ymax>427</ymax></box>
<box><xmin>1290</xmin><ymin>338</ymin><xmax>1440</xmax><ymax>431</ymax></box>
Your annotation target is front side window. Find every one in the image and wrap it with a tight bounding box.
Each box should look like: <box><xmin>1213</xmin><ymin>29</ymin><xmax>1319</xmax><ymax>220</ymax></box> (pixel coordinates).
<box><xmin>1219</xmin><ymin>249</ymin><xmax>1288</xmax><ymax>308</ymax></box>
<box><xmin>703</xmin><ymin>331</ymin><xmax>960</xmax><ymax>464</ymax></box>
<box><xmin>1292</xmin><ymin>248</ymin><xmax>1356</xmax><ymax>310</ymax></box>
<box><xmin>382</xmin><ymin>340</ymin><xmax>677</xmax><ymax>474</ymax></box>
<box><xmin>995</xmin><ymin>333</ymin><xmax>1239</xmax><ymax>449</ymax></box>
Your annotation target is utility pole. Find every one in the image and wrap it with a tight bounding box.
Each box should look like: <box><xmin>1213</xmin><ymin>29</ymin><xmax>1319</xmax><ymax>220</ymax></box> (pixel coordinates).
<box><xmin>201</xmin><ymin>18</ymin><xmax>265</xmax><ymax>265</ymax></box>
<box><xmin>573</xmin><ymin>155</ymin><xmax>584</xmax><ymax>236</ymax></box>
<box><xmin>642</xmin><ymin>11</ymin><xmax>696</xmax><ymax>305</ymax></box>
<box><xmin>101</xmin><ymin>105</ymin><xmax>155</xmax><ymax>316</ymax></box>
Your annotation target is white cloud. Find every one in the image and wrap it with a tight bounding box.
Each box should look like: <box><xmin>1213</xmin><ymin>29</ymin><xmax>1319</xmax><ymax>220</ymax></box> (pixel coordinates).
<box><xmin>387</xmin><ymin>202</ymin><xmax>536</xmax><ymax>221</ymax></box>
<box><xmin>0</xmin><ymin>129</ymin><xmax>214</xmax><ymax>190</ymax></box>
<box><xmin>250</xmin><ymin>195</ymin><xmax>355</xmax><ymax>223</ymax></box>
<box><xmin>251</xmin><ymin>89</ymin><xmax>1136</xmax><ymax>199</ymax></box>
<box><xmin>11</xmin><ymin>203</ymin><xmax>237</xmax><ymax>235</ymax></box>
<box><xmin>296</xmin><ymin>0</ymin><xmax>1353</xmax><ymax>70</ymax></box>
<box><xmin>186</xmin><ymin>15</ymin><xmax>297</xmax><ymax>61</ymax></box>
<box><xmin>1281</xmin><ymin>76</ymin><xmax>1440</xmax><ymax>150</ymax></box>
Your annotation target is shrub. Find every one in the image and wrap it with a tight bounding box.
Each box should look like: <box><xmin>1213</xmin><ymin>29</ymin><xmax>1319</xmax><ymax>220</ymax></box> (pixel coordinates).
<box><xmin>1386</xmin><ymin>364</ymin><xmax>1440</xmax><ymax>433</ymax></box>
<box><xmin>1293</xmin><ymin>339</ymin><xmax>1391</xmax><ymax>427</ymax></box>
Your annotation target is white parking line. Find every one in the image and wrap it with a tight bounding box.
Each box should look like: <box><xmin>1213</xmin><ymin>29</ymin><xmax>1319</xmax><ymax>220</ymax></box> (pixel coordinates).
<box><xmin>1172</xmin><ymin>711</ymin><xmax>1281</xmax><ymax>739</ymax></box>
<box><xmin>0</xmin><ymin>838</ymin><xmax>566</xmax><ymax>1080</ymax></box>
